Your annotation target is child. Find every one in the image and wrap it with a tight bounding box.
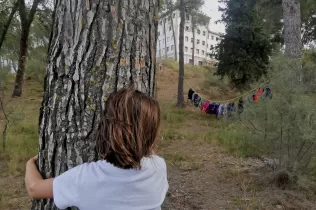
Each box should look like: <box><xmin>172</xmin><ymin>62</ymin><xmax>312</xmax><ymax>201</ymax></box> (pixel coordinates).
<box><xmin>25</xmin><ymin>87</ymin><xmax>169</xmax><ymax>210</ymax></box>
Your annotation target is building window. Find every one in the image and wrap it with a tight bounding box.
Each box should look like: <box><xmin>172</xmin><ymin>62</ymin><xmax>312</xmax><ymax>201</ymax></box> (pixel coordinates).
<box><xmin>186</xmin><ymin>26</ymin><xmax>189</xmax><ymax>31</ymax></box>
<box><xmin>196</xmin><ymin>49</ymin><xmax>199</xmax><ymax>54</ymax></box>
<box><xmin>208</xmin><ymin>34</ymin><xmax>209</xmax><ymax>39</ymax></box>
<box><xmin>202</xmin><ymin>41</ymin><xmax>205</xmax><ymax>46</ymax></box>
<box><xmin>169</xmin><ymin>26</ymin><xmax>172</xmax><ymax>31</ymax></box>
<box><xmin>197</xmin><ymin>29</ymin><xmax>201</xmax><ymax>34</ymax></box>
<box><xmin>191</xmin><ymin>48</ymin><xmax>193</xmax><ymax>53</ymax></box>
<box><xmin>159</xmin><ymin>50</ymin><xmax>161</xmax><ymax>55</ymax></box>
<box><xmin>189</xmin><ymin>59</ymin><xmax>193</xmax><ymax>64</ymax></box>
<box><xmin>191</xmin><ymin>38</ymin><xmax>193</xmax><ymax>43</ymax></box>
<box><xmin>158</xmin><ymin>31</ymin><xmax>160</xmax><ymax>36</ymax></box>
<box><xmin>185</xmin><ymin>47</ymin><xmax>188</xmax><ymax>52</ymax></box>
<box><xmin>197</xmin><ymin>39</ymin><xmax>200</xmax><ymax>44</ymax></box>
<box><xmin>198</xmin><ymin>61</ymin><xmax>203</xmax><ymax>66</ymax></box>
<box><xmin>216</xmin><ymin>37</ymin><xmax>220</xmax><ymax>41</ymax></box>
<box><xmin>185</xmin><ymin>36</ymin><xmax>188</xmax><ymax>42</ymax></box>
<box><xmin>160</xmin><ymin>21</ymin><xmax>162</xmax><ymax>25</ymax></box>
<box><xmin>203</xmin><ymin>31</ymin><xmax>206</xmax><ymax>36</ymax></box>
<box><xmin>167</xmin><ymin>47</ymin><xmax>169</xmax><ymax>52</ymax></box>
<box><xmin>202</xmin><ymin>50</ymin><xmax>205</xmax><ymax>55</ymax></box>
<box><xmin>210</xmin><ymin>45</ymin><xmax>214</xmax><ymax>49</ymax></box>
<box><xmin>163</xmin><ymin>38</ymin><xmax>164</xmax><ymax>42</ymax></box>
<box><xmin>211</xmin><ymin>35</ymin><xmax>214</xmax><ymax>40</ymax></box>
<box><xmin>171</xmin><ymin>45</ymin><xmax>174</xmax><ymax>51</ymax></box>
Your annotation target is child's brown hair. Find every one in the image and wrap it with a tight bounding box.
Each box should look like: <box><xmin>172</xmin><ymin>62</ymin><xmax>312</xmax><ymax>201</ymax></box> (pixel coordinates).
<box><xmin>96</xmin><ymin>87</ymin><xmax>161</xmax><ymax>169</ymax></box>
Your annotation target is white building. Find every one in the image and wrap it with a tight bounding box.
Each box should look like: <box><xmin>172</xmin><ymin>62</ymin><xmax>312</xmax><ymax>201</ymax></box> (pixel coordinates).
<box><xmin>157</xmin><ymin>10</ymin><xmax>223</xmax><ymax>65</ymax></box>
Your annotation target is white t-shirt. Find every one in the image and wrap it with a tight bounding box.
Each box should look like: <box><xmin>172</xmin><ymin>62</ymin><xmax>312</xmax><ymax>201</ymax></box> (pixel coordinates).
<box><xmin>53</xmin><ymin>155</ymin><xmax>168</xmax><ymax>210</ymax></box>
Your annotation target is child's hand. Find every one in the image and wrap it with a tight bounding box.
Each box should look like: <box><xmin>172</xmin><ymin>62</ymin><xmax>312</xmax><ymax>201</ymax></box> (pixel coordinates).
<box><xmin>28</xmin><ymin>155</ymin><xmax>38</xmax><ymax>164</ymax></box>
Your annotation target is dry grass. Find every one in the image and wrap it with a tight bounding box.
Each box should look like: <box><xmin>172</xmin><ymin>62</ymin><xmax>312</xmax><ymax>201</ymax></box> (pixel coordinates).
<box><xmin>1</xmin><ymin>64</ymin><xmax>316</xmax><ymax>210</ymax></box>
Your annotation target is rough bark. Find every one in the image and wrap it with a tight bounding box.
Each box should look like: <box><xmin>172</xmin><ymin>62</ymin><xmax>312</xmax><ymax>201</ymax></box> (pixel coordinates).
<box><xmin>177</xmin><ymin>0</ymin><xmax>185</xmax><ymax>107</ymax></box>
<box><xmin>12</xmin><ymin>0</ymin><xmax>42</xmax><ymax>97</ymax></box>
<box><xmin>282</xmin><ymin>0</ymin><xmax>303</xmax><ymax>84</ymax></box>
<box><xmin>282</xmin><ymin>0</ymin><xmax>302</xmax><ymax>59</ymax></box>
<box><xmin>0</xmin><ymin>0</ymin><xmax>20</xmax><ymax>50</ymax></box>
<box><xmin>32</xmin><ymin>0</ymin><xmax>159</xmax><ymax>209</ymax></box>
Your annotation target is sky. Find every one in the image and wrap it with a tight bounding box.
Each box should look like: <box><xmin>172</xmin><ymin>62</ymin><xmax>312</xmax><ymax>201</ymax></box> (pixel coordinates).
<box><xmin>25</xmin><ymin>0</ymin><xmax>225</xmax><ymax>33</ymax></box>
<box><xmin>202</xmin><ymin>0</ymin><xmax>225</xmax><ymax>33</ymax></box>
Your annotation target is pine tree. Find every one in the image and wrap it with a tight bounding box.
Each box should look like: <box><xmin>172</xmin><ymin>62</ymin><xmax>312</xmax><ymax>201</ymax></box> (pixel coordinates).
<box><xmin>216</xmin><ymin>0</ymin><xmax>273</xmax><ymax>88</ymax></box>
<box><xmin>32</xmin><ymin>0</ymin><xmax>160</xmax><ymax>208</ymax></box>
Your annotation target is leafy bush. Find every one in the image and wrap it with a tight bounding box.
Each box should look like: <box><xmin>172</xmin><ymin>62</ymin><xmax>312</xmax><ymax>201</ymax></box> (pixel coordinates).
<box><xmin>218</xmin><ymin>53</ymin><xmax>316</xmax><ymax>176</ymax></box>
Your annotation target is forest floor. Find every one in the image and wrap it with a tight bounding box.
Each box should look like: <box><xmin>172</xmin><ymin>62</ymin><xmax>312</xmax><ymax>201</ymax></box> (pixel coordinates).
<box><xmin>1</xmin><ymin>62</ymin><xmax>316</xmax><ymax>210</ymax></box>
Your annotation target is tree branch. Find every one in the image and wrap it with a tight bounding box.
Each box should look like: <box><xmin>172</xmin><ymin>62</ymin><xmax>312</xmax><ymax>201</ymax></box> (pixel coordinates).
<box><xmin>18</xmin><ymin>0</ymin><xmax>28</xmax><ymax>26</ymax></box>
<box><xmin>0</xmin><ymin>0</ymin><xmax>20</xmax><ymax>50</ymax></box>
<box><xmin>27</xmin><ymin>0</ymin><xmax>43</xmax><ymax>29</ymax></box>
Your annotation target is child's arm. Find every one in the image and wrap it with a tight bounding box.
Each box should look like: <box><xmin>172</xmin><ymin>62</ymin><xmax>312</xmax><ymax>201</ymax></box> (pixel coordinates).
<box><xmin>25</xmin><ymin>155</ymin><xmax>54</xmax><ymax>199</ymax></box>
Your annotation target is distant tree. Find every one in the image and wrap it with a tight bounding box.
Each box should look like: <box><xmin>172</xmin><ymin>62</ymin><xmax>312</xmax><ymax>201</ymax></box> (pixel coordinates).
<box><xmin>282</xmin><ymin>0</ymin><xmax>303</xmax><ymax>85</ymax></box>
<box><xmin>191</xmin><ymin>12</ymin><xmax>210</xmax><ymax>65</ymax></box>
<box><xmin>260</xmin><ymin>0</ymin><xmax>316</xmax><ymax>45</ymax></box>
<box><xmin>26</xmin><ymin>5</ymin><xmax>52</xmax><ymax>82</ymax></box>
<box><xmin>0</xmin><ymin>0</ymin><xmax>19</xmax><ymax>50</ymax></box>
<box><xmin>160</xmin><ymin>0</ymin><xmax>178</xmax><ymax>61</ymax></box>
<box><xmin>163</xmin><ymin>17</ymin><xmax>168</xmax><ymax>58</ymax></box>
<box><xmin>282</xmin><ymin>0</ymin><xmax>302</xmax><ymax>59</ymax></box>
<box><xmin>167</xmin><ymin>0</ymin><xmax>178</xmax><ymax>60</ymax></box>
<box><xmin>177</xmin><ymin>0</ymin><xmax>185</xmax><ymax>107</ymax></box>
<box><xmin>301</xmin><ymin>0</ymin><xmax>316</xmax><ymax>44</ymax></box>
<box><xmin>176</xmin><ymin>0</ymin><xmax>205</xmax><ymax>107</ymax></box>
<box><xmin>12</xmin><ymin>0</ymin><xmax>43</xmax><ymax>97</ymax></box>
<box><xmin>216</xmin><ymin>0</ymin><xmax>273</xmax><ymax>88</ymax></box>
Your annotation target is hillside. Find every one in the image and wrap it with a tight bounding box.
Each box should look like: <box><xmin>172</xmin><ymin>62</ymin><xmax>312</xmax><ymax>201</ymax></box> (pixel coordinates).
<box><xmin>0</xmin><ymin>61</ymin><xmax>315</xmax><ymax>210</ymax></box>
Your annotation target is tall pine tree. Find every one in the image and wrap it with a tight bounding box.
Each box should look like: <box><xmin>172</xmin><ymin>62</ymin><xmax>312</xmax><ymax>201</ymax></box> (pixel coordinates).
<box><xmin>216</xmin><ymin>0</ymin><xmax>273</xmax><ymax>88</ymax></box>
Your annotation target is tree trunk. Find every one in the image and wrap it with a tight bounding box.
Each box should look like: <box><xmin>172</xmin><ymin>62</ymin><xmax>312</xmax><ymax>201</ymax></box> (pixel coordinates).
<box><xmin>12</xmin><ymin>28</ymin><xmax>29</xmax><ymax>97</ymax></box>
<box><xmin>192</xmin><ymin>24</ymin><xmax>195</xmax><ymax>65</ymax></box>
<box><xmin>282</xmin><ymin>0</ymin><xmax>302</xmax><ymax>58</ymax></box>
<box><xmin>0</xmin><ymin>0</ymin><xmax>20</xmax><ymax>50</ymax></box>
<box><xmin>12</xmin><ymin>0</ymin><xmax>42</xmax><ymax>97</ymax></box>
<box><xmin>177</xmin><ymin>0</ymin><xmax>185</xmax><ymax>107</ymax></box>
<box><xmin>32</xmin><ymin>0</ymin><xmax>159</xmax><ymax>209</ymax></box>
<box><xmin>170</xmin><ymin>13</ymin><xmax>177</xmax><ymax>60</ymax></box>
<box><xmin>163</xmin><ymin>19</ymin><xmax>167</xmax><ymax>58</ymax></box>
<box><xmin>159</xmin><ymin>40</ymin><xmax>162</xmax><ymax>59</ymax></box>
<box><xmin>282</xmin><ymin>0</ymin><xmax>302</xmax><ymax>83</ymax></box>
<box><xmin>192</xmin><ymin>28</ymin><xmax>195</xmax><ymax>66</ymax></box>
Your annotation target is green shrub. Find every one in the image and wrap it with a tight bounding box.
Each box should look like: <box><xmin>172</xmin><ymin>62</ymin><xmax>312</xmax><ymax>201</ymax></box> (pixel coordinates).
<box><xmin>203</xmin><ymin>70</ymin><xmax>230</xmax><ymax>91</ymax></box>
<box><xmin>218</xmin><ymin>53</ymin><xmax>316</xmax><ymax>176</ymax></box>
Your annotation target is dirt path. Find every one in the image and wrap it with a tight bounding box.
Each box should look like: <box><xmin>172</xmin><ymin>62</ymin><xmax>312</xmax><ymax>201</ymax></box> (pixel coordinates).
<box><xmin>157</xmin><ymin>66</ymin><xmax>316</xmax><ymax>210</ymax></box>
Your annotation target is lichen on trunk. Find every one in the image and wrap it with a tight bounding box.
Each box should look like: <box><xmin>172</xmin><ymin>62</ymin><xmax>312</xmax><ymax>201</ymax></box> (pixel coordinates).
<box><xmin>32</xmin><ymin>0</ymin><xmax>159</xmax><ymax>209</ymax></box>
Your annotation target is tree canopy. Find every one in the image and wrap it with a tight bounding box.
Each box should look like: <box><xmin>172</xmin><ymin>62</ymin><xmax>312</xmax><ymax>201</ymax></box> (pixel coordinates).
<box><xmin>215</xmin><ymin>0</ymin><xmax>273</xmax><ymax>88</ymax></box>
